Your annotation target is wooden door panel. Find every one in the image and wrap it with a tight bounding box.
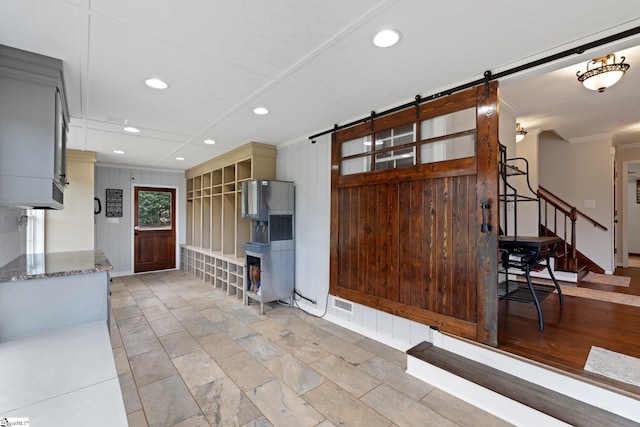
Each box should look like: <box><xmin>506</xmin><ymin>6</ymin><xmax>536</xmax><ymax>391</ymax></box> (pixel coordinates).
<box><xmin>330</xmin><ymin>83</ymin><xmax>498</xmax><ymax>346</ymax></box>
<box><xmin>134</xmin><ymin>187</ymin><xmax>176</xmax><ymax>273</ymax></box>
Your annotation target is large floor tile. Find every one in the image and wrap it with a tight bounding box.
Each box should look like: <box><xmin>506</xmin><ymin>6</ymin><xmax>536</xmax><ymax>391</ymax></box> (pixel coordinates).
<box><xmin>302</xmin><ymin>381</ymin><xmax>391</xmax><ymax>427</ymax></box>
<box><xmin>273</xmin><ymin>330</ymin><xmax>330</xmax><ymax>365</ymax></box>
<box><xmin>109</xmin><ymin>271</ymin><xmax>518</xmax><ymax>427</ymax></box>
<box><xmin>180</xmin><ymin>316</ymin><xmax>220</xmax><ymax>338</ymax></box>
<box><xmin>217</xmin><ymin>351</ymin><xmax>276</xmax><ymax>391</ymax></box>
<box><xmin>129</xmin><ymin>348</ymin><xmax>179</xmax><ymax>388</ymax></box>
<box><xmin>235</xmin><ymin>333</ymin><xmax>283</xmax><ymax>362</ymax></box>
<box><xmin>142</xmin><ymin>304</ymin><xmax>172</xmax><ymax>321</ymax></box>
<box><xmin>197</xmin><ymin>331</ymin><xmax>244</xmax><ymax>360</ymax></box>
<box><xmin>355</xmin><ymin>336</ymin><xmax>407</xmax><ymax>368</ymax></box>
<box><xmin>358</xmin><ymin>356</ymin><xmax>433</xmax><ymax>401</ymax></box>
<box><xmin>159</xmin><ymin>331</ymin><xmax>202</xmax><ymax>358</ymax></box>
<box><xmin>246</xmin><ymin>379</ymin><xmax>325</xmax><ymax>427</ymax></box>
<box><xmin>420</xmin><ymin>388</ymin><xmax>514</xmax><ymax>427</ymax></box>
<box><xmin>121</xmin><ymin>329</ymin><xmax>163</xmax><ymax>357</ymax></box>
<box><xmin>172</xmin><ymin>350</ymin><xmax>226</xmax><ymax>391</ymax></box>
<box><xmin>193</xmin><ymin>377</ymin><xmax>262</xmax><ymax>426</ymax></box>
<box><xmin>149</xmin><ymin>315</ymin><xmax>186</xmax><ymax>337</ymax></box>
<box><xmin>310</xmin><ymin>354</ymin><xmax>381</xmax><ymax>398</ymax></box>
<box><xmin>118</xmin><ymin>315</ymin><xmax>153</xmax><ymax>336</ymax></box>
<box><xmin>118</xmin><ymin>372</ymin><xmax>142</xmax><ymax>414</ymax></box>
<box><xmin>315</xmin><ymin>334</ymin><xmax>375</xmax><ymax>364</ymax></box>
<box><xmin>263</xmin><ymin>352</ymin><xmax>323</xmax><ymax>395</ymax></box>
<box><xmin>138</xmin><ymin>375</ymin><xmax>202</xmax><ymax>427</ymax></box>
<box><xmin>361</xmin><ymin>384</ymin><xmax>458</xmax><ymax>427</ymax></box>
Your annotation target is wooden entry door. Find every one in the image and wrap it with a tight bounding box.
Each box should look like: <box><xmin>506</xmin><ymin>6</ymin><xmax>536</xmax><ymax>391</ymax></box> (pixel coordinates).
<box><xmin>134</xmin><ymin>187</ymin><xmax>176</xmax><ymax>273</ymax></box>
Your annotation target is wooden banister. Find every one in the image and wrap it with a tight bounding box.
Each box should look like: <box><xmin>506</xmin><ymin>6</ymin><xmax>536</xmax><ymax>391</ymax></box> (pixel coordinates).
<box><xmin>538</xmin><ymin>186</ymin><xmax>608</xmax><ymax>231</ymax></box>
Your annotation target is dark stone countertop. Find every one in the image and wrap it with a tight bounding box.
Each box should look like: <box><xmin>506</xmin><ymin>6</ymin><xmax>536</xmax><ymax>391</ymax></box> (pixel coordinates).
<box><xmin>0</xmin><ymin>250</ymin><xmax>113</xmax><ymax>282</ymax></box>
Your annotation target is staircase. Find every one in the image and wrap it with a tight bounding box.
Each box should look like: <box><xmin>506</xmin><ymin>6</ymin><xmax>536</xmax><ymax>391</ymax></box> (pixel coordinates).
<box><xmin>499</xmin><ymin>145</ymin><xmax>606</xmax><ymax>283</ymax></box>
<box><xmin>538</xmin><ymin>186</ymin><xmax>607</xmax><ymax>281</ymax></box>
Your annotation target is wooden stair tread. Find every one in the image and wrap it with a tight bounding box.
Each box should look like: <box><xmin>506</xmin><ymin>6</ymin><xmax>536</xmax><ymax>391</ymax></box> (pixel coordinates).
<box><xmin>407</xmin><ymin>341</ymin><xmax>636</xmax><ymax>427</ymax></box>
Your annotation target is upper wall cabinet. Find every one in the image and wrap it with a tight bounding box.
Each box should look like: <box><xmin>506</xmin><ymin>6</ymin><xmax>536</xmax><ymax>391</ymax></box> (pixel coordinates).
<box><xmin>0</xmin><ymin>44</ymin><xmax>69</xmax><ymax>209</ymax></box>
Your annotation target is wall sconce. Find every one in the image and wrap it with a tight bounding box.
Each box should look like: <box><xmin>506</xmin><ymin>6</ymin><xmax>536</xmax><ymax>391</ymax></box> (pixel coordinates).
<box><xmin>576</xmin><ymin>54</ymin><xmax>630</xmax><ymax>93</ymax></box>
<box><xmin>515</xmin><ymin>123</ymin><xmax>527</xmax><ymax>143</ymax></box>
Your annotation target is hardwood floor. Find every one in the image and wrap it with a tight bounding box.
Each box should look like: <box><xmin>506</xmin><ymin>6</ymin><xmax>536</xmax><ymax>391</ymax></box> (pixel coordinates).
<box><xmin>497</xmin><ymin>266</ymin><xmax>640</xmax><ymax>393</ymax></box>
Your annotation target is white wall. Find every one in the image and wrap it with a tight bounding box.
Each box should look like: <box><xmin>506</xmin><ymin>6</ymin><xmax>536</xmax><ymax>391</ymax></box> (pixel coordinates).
<box><xmin>95</xmin><ymin>166</ymin><xmax>186</xmax><ymax>276</ymax></box>
<box><xmin>497</xmin><ymin>107</ymin><xmax>517</xmax><ymax>235</ymax></box>
<box><xmin>627</xmin><ymin>172</ymin><xmax>640</xmax><ymax>253</ymax></box>
<box><xmin>0</xmin><ymin>206</ymin><xmax>26</xmax><ymax>267</ymax></box>
<box><xmin>513</xmin><ymin>131</ymin><xmax>540</xmax><ymax>237</ymax></box>
<box><xmin>45</xmin><ymin>150</ymin><xmax>96</xmax><ymax>253</ymax></box>
<box><xmin>617</xmin><ymin>145</ymin><xmax>640</xmax><ymax>265</ymax></box>
<box><xmin>538</xmin><ymin>132</ymin><xmax>614</xmax><ymax>272</ymax></box>
<box><xmin>276</xmin><ymin>135</ymin><xmax>431</xmax><ymax>350</ymax></box>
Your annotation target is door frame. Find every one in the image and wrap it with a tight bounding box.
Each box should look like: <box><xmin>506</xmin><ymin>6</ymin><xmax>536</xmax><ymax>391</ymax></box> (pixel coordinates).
<box><xmin>130</xmin><ymin>183</ymin><xmax>180</xmax><ymax>273</ymax></box>
<box><xmin>620</xmin><ymin>160</ymin><xmax>640</xmax><ymax>268</ymax></box>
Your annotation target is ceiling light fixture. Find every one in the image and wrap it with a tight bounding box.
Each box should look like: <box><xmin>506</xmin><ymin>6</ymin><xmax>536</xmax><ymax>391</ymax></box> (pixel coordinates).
<box><xmin>124</xmin><ymin>126</ymin><xmax>140</xmax><ymax>133</ymax></box>
<box><xmin>145</xmin><ymin>78</ymin><xmax>169</xmax><ymax>89</ymax></box>
<box><xmin>373</xmin><ymin>29</ymin><xmax>401</xmax><ymax>48</ymax></box>
<box><xmin>515</xmin><ymin>123</ymin><xmax>527</xmax><ymax>143</ymax></box>
<box><xmin>576</xmin><ymin>53</ymin><xmax>630</xmax><ymax>93</ymax></box>
<box><xmin>253</xmin><ymin>107</ymin><xmax>269</xmax><ymax>115</ymax></box>
<box><xmin>204</xmin><ymin>139</ymin><xmax>216</xmax><ymax>145</ymax></box>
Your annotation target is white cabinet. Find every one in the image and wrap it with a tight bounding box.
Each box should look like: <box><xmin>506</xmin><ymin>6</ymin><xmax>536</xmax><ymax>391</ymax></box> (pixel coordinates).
<box><xmin>0</xmin><ymin>44</ymin><xmax>69</xmax><ymax>209</ymax></box>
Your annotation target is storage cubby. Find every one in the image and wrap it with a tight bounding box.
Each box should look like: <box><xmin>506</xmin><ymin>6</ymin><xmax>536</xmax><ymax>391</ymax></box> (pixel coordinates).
<box><xmin>202</xmin><ymin>196</ymin><xmax>211</xmax><ymax>249</ymax></box>
<box><xmin>222</xmin><ymin>193</ymin><xmax>236</xmax><ymax>254</ymax></box>
<box><xmin>193</xmin><ymin>198</ymin><xmax>202</xmax><ymax>247</ymax></box>
<box><xmin>237</xmin><ymin>159</ymin><xmax>252</xmax><ymax>182</ymax></box>
<box><xmin>211</xmin><ymin>195</ymin><xmax>222</xmax><ymax>252</ymax></box>
<box><xmin>186</xmin><ymin>200</ymin><xmax>193</xmax><ymax>245</ymax></box>
<box><xmin>236</xmin><ymin>194</ymin><xmax>250</xmax><ymax>258</ymax></box>
<box><xmin>183</xmin><ymin>142</ymin><xmax>277</xmax><ymax>302</ymax></box>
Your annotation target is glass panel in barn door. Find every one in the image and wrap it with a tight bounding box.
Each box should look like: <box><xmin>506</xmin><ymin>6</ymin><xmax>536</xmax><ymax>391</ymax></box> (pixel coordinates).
<box><xmin>374</xmin><ymin>123</ymin><xmax>416</xmax><ymax>170</ymax></box>
<box><xmin>419</xmin><ymin>107</ymin><xmax>476</xmax><ymax>164</ymax></box>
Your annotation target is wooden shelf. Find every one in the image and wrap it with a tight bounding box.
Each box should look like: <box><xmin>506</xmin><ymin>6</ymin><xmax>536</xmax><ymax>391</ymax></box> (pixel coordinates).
<box><xmin>183</xmin><ymin>142</ymin><xmax>276</xmax><ymax>301</ymax></box>
<box><xmin>181</xmin><ymin>246</ymin><xmax>245</xmax><ymax>299</ymax></box>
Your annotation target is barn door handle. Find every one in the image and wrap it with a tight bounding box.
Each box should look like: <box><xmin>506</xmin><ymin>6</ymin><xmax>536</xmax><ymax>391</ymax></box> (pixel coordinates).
<box><xmin>480</xmin><ymin>198</ymin><xmax>492</xmax><ymax>233</ymax></box>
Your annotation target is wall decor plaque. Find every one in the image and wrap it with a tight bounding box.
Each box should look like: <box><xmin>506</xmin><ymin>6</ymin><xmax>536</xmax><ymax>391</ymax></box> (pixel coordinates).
<box><xmin>106</xmin><ymin>188</ymin><xmax>124</xmax><ymax>217</ymax></box>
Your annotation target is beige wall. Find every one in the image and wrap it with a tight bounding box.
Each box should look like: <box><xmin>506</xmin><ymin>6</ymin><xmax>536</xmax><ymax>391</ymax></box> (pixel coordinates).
<box><xmin>539</xmin><ymin>133</ymin><xmax>614</xmax><ymax>272</ymax></box>
<box><xmin>45</xmin><ymin>150</ymin><xmax>96</xmax><ymax>253</ymax></box>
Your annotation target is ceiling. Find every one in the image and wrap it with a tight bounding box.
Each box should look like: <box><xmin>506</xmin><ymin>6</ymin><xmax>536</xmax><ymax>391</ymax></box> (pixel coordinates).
<box><xmin>1</xmin><ymin>0</ymin><xmax>640</xmax><ymax>171</ymax></box>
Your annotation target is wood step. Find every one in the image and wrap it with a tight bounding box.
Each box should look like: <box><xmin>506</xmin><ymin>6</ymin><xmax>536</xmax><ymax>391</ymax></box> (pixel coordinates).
<box><xmin>406</xmin><ymin>341</ymin><xmax>637</xmax><ymax>427</ymax></box>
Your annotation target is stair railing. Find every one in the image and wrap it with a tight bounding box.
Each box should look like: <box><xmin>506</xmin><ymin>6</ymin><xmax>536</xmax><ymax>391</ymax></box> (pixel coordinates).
<box><xmin>537</xmin><ymin>186</ymin><xmax>608</xmax><ymax>268</ymax></box>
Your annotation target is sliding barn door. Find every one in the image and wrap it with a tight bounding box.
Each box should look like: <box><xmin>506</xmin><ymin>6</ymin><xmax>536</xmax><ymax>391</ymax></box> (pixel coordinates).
<box><xmin>330</xmin><ymin>83</ymin><xmax>499</xmax><ymax>346</ymax></box>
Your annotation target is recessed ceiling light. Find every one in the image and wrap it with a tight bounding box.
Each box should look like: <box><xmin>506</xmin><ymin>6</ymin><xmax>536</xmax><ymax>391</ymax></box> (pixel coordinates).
<box><xmin>145</xmin><ymin>78</ymin><xmax>169</xmax><ymax>89</ymax></box>
<box><xmin>124</xmin><ymin>126</ymin><xmax>140</xmax><ymax>133</ymax></box>
<box><xmin>176</xmin><ymin>157</ymin><xmax>185</xmax><ymax>161</ymax></box>
<box><xmin>373</xmin><ymin>29</ymin><xmax>401</xmax><ymax>48</ymax></box>
<box><xmin>113</xmin><ymin>150</ymin><xmax>125</xmax><ymax>154</ymax></box>
<box><xmin>253</xmin><ymin>107</ymin><xmax>269</xmax><ymax>115</ymax></box>
<box><xmin>204</xmin><ymin>139</ymin><xmax>216</xmax><ymax>145</ymax></box>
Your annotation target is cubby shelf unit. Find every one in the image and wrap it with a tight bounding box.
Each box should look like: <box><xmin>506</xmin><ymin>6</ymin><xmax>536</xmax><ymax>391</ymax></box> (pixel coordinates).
<box><xmin>183</xmin><ymin>141</ymin><xmax>277</xmax><ymax>300</ymax></box>
<box><xmin>180</xmin><ymin>245</ymin><xmax>246</xmax><ymax>299</ymax></box>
